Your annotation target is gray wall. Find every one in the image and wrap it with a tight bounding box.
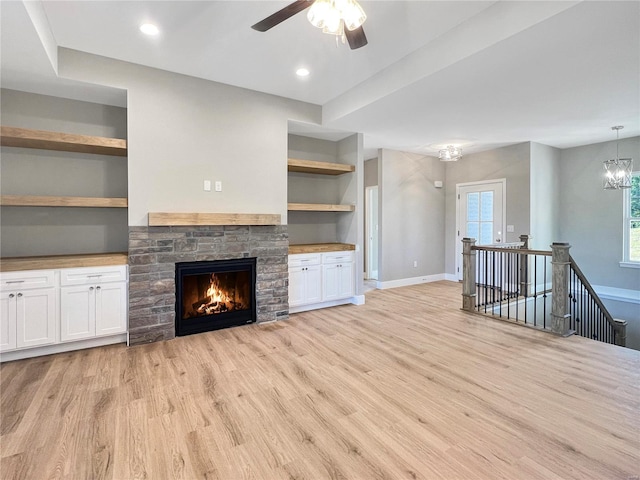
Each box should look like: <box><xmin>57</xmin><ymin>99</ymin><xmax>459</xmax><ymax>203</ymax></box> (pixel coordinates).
<box><xmin>378</xmin><ymin>149</ymin><xmax>445</xmax><ymax>282</ymax></box>
<box><xmin>558</xmin><ymin>136</ymin><xmax>640</xmax><ymax>290</ymax></box>
<box><xmin>0</xmin><ymin>89</ymin><xmax>128</xmax><ymax>256</ymax></box>
<box><xmin>530</xmin><ymin>142</ymin><xmax>560</xmax><ymax>250</ymax></box>
<box><xmin>444</xmin><ymin>142</ymin><xmax>531</xmax><ymax>275</ymax></box>
<box><xmin>57</xmin><ymin>48</ymin><xmax>320</xmax><ymax>226</ymax></box>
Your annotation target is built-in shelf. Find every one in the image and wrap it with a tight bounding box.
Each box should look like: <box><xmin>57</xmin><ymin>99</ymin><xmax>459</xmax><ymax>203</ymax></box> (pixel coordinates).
<box><xmin>0</xmin><ymin>252</ymin><xmax>129</xmax><ymax>272</ymax></box>
<box><xmin>148</xmin><ymin>212</ymin><xmax>281</xmax><ymax>226</ymax></box>
<box><xmin>288</xmin><ymin>203</ymin><xmax>355</xmax><ymax>212</ymax></box>
<box><xmin>287</xmin><ymin>158</ymin><xmax>355</xmax><ymax>175</ymax></box>
<box><xmin>0</xmin><ymin>195</ymin><xmax>128</xmax><ymax>208</ymax></box>
<box><xmin>0</xmin><ymin>126</ymin><xmax>127</xmax><ymax>157</ymax></box>
<box><xmin>289</xmin><ymin>243</ymin><xmax>356</xmax><ymax>254</ymax></box>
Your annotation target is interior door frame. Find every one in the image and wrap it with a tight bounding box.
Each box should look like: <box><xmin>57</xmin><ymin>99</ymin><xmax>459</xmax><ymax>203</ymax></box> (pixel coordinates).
<box><xmin>455</xmin><ymin>178</ymin><xmax>506</xmax><ymax>280</ymax></box>
<box><xmin>365</xmin><ymin>185</ymin><xmax>379</xmax><ymax>280</ymax></box>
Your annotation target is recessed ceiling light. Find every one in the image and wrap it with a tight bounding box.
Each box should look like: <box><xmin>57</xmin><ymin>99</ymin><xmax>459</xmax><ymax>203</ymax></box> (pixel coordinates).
<box><xmin>139</xmin><ymin>23</ymin><xmax>159</xmax><ymax>36</ymax></box>
<box><xmin>296</xmin><ymin>68</ymin><xmax>310</xmax><ymax>77</ymax></box>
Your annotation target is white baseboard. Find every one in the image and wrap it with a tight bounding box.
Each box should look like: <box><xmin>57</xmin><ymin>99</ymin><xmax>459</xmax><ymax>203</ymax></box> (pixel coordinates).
<box><xmin>592</xmin><ymin>285</ymin><xmax>640</xmax><ymax>305</ymax></box>
<box><xmin>376</xmin><ymin>273</ymin><xmax>446</xmax><ymax>290</ymax></box>
<box><xmin>289</xmin><ymin>295</ymin><xmax>363</xmax><ymax>314</ymax></box>
<box><xmin>444</xmin><ymin>273</ymin><xmax>459</xmax><ymax>282</ymax></box>
<box><xmin>0</xmin><ymin>333</ymin><xmax>127</xmax><ymax>363</ymax></box>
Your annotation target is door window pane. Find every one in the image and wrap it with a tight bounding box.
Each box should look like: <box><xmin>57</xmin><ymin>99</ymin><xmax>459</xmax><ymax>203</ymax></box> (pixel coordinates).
<box><xmin>480</xmin><ymin>191</ymin><xmax>494</xmax><ymax>221</ymax></box>
<box><xmin>467</xmin><ymin>222</ymin><xmax>479</xmax><ymax>241</ymax></box>
<box><xmin>467</xmin><ymin>193</ymin><xmax>479</xmax><ymax>221</ymax></box>
<box><xmin>480</xmin><ymin>222</ymin><xmax>493</xmax><ymax>245</ymax></box>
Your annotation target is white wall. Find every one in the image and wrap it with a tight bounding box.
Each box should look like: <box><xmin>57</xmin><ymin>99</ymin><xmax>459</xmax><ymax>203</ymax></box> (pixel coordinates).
<box><xmin>530</xmin><ymin>142</ymin><xmax>560</xmax><ymax>250</ymax></box>
<box><xmin>378</xmin><ymin>149</ymin><xmax>446</xmax><ymax>282</ymax></box>
<box><xmin>558</xmin><ymin>136</ymin><xmax>640</xmax><ymax>290</ymax></box>
<box><xmin>444</xmin><ymin>142</ymin><xmax>531</xmax><ymax>275</ymax></box>
<box><xmin>57</xmin><ymin>48</ymin><xmax>320</xmax><ymax>226</ymax></box>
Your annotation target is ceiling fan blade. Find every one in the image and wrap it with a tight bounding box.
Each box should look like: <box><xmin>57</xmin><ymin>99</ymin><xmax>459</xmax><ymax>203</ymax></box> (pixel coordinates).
<box><xmin>251</xmin><ymin>0</ymin><xmax>312</xmax><ymax>32</ymax></box>
<box><xmin>345</xmin><ymin>26</ymin><xmax>368</xmax><ymax>50</ymax></box>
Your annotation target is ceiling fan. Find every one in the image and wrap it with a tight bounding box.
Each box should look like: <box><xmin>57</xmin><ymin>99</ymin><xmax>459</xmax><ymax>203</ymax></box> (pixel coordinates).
<box><xmin>251</xmin><ymin>0</ymin><xmax>368</xmax><ymax>50</ymax></box>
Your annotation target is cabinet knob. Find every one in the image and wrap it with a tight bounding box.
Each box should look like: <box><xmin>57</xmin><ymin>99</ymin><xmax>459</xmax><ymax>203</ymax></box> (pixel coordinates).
<box><xmin>89</xmin><ymin>286</ymin><xmax>94</xmax><ymax>291</ymax></box>
<box><xmin>96</xmin><ymin>286</ymin><xmax>101</xmax><ymax>290</ymax></box>
<box><xmin>8</xmin><ymin>293</ymin><xmax>14</xmax><ymax>298</ymax></box>
<box><xmin>17</xmin><ymin>293</ymin><xmax>23</xmax><ymax>297</ymax></box>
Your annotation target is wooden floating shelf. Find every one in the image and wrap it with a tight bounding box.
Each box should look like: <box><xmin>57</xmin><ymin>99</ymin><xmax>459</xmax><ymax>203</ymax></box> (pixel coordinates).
<box><xmin>0</xmin><ymin>195</ymin><xmax>128</xmax><ymax>208</ymax></box>
<box><xmin>288</xmin><ymin>203</ymin><xmax>355</xmax><ymax>212</ymax></box>
<box><xmin>0</xmin><ymin>252</ymin><xmax>129</xmax><ymax>272</ymax></box>
<box><xmin>289</xmin><ymin>243</ymin><xmax>356</xmax><ymax>254</ymax></box>
<box><xmin>0</xmin><ymin>126</ymin><xmax>127</xmax><ymax>157</ymax></box>
<box><xmin>287</xmin><ymin>158</ymin><xmax>355</xmax><ymax>175</ymax></box>
<box><xmin>148</xmin><ymin>212</ymin><xmax>281</xmax><ymax>226</ymax></box>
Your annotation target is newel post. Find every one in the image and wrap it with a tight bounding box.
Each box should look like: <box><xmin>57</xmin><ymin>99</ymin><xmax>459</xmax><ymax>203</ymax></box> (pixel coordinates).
<box><xmin>519</xmin><ymin>234</ymin><xmax>531</xmax><ymax>297</ymax></box>
<box><xmin>613</xmin><ymin>319</ymin><xmax>627</xmax><ymax>347</ymax></box>
<box><xmin>550</xmin><ymin>242</ymin><xmax>572</xmax><ymax>336</ymax></box>
<box><xmin>462</xmin><ymin>238</ymin><xmax>477</xmax><ymax>312</ymax></box>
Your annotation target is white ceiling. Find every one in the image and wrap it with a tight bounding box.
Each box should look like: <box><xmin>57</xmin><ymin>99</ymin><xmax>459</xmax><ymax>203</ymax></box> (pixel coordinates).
<box><xmin>1</xmin><ymin>0</ymin><xmax>639</xmax><ymax>157</ymax></box>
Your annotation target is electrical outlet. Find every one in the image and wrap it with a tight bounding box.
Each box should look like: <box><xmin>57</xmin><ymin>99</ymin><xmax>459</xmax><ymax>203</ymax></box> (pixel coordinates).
<box><xmin>215</xmin><ymin>181</ymin><xmax>222</xmax><ymax>192</ymax></box>
<box><xmin>204</xmin><ymin>180</ymin><xmax>211</xmax><ymax>191</ymax></box>
<box><xmin>413</xmin><ymin>260</ymin><xmax>418</xmax><ymax>268</ymax></box>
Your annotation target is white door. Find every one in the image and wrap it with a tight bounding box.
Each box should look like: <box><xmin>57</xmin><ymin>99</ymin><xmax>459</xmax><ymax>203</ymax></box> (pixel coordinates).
<box><xmin>365</xmin><ymin>186</ymin><xmax>379</xmax><ymax>280</ymax></box>
<box><xmin>304</xmin><ymin>265</ymin><xmax>322</xmax><ymax>304</ymax></box>
<box><xmin>60</xmin><ymin>285</ymin><xmax>96</xmax><ymax>342</ymax></box>
<box><xmin>0</xmin><ymin>293</ymin><xmax>17</xmax><ymax>352</ymax></box>
<box><xmin>288</xmin><ymin>268</ymin><xmax>306</xmax><ymax>307</ymax></box>
<box><xmin>337</xmin><ymin>262</ymin><xmax>355</xmax><ymax>298</ymax></box>
<box><xmin>16</xmin><ymin>288</ymin><xmax>56</xmax><ymax>348</ymax></box>
<box><xmin>322</xmin><ymin>264</ymin><xmax>340</xmax><ymax>301</ymax></box>
<box><xmin>96</xmin><ymin>282</ymin><xmax>127</xmax><ymax>336</ymax></box>
<box><xmin>456</xmin><ymin>180</ymin><xmax>506</xmax><ymax>280</ymax></box>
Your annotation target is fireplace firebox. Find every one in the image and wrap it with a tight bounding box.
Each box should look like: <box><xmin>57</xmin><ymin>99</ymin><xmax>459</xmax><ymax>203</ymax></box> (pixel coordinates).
<box><xmin>175</xmin><ymin>258</ymin><xmax>256</xmax><ymax>336</ymax></box>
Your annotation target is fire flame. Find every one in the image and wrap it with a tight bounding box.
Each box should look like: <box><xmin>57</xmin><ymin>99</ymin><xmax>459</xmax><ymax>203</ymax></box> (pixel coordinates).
<box><xmin>206</xmin><ymin>275</ymin><xmax>231</xmax><ymax>305</ymax></box>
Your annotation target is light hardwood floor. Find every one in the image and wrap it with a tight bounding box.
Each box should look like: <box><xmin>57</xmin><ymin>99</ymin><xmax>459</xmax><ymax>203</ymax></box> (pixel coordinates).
<box><xmin>1</xmin><ymin>281</ymin><xmax>638</xmax><ymax>479</ymax></box>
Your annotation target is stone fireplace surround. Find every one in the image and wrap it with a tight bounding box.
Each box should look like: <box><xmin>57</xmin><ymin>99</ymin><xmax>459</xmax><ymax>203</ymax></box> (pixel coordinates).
<box><xmin>128</xmin><ymin>224</ymin><xmax>288</xmax><ymax>345</ymax></box>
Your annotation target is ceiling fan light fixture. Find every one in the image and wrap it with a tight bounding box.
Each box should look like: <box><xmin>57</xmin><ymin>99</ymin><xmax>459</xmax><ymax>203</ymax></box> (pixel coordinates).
<box><xmin>307</xmin><ymin>0</ymin><xmax>366</xmax><ymax>34</ymax></box>
<box><xmin>343</xmin><ymin>0</ymin><xmax>366</xmax><ymax>31</ymax></box>
<box><xmin>307</xmin><ymin>0</ymin><xmax>332</xmax><ymax>29</ymax></box>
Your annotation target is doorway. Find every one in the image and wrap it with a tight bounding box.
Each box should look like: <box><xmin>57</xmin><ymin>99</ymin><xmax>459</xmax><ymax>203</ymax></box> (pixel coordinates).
<box><xmin>365</xmin><ymin>186</ymin><xmax>379</xmax><ymax>280</ymax></box>
<box><xmin>455</xmin><ymin>179</ymin><xmax>506</xmax><ymax>280</ymax></box>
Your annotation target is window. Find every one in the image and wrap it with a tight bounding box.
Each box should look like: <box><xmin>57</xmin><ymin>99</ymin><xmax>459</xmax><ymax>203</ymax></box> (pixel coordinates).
<box><xmin>623</xmin><ymin>172</ymin><xmax>640</xmax><ymax>266</ymax></box>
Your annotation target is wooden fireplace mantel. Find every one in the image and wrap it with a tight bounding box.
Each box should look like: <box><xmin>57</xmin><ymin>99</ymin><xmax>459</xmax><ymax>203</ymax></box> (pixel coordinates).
<box><xmin>148</xmin><ymin>212</ymin><xmax>281</xmax><ymax>226</ymax></box>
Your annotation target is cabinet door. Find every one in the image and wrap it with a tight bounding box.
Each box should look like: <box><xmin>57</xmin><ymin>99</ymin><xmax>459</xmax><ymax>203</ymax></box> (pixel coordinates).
<box><xmin>338</xmin><ymin>262</ymin><xmax>355</xmax><ymax>298</ymax></box>
<box><xmin>95</xmin><ymin>282</ymin><xmax>127</xmax><ymax>336</ymax></box>
<box><xmin>322</xmin><ymin>264</ymin><xmax>340</xmax><ymax>301</ymax></box>
<box><xmin>288</xmin><ymin>268</ymin><xmax>306</xmax><ymax>307</ymax></box>
<box><xmin>0</xmin><ymin>294</ymin><xmax>17</xmax><ymax>352</ymax></box>
<box><xmin>60</xmin><ymin>285</ymin><xmax>96</xmax><ymax>342</ymax></box>
<box><xmin>16</xmin><ymin>288</ymin><xmax>56</xmax><ymax>349</ymax></box>
<box><xmin>305</xmin><ymin>265</ymin><xmax>322</xmax><ymax>304</ymax></box>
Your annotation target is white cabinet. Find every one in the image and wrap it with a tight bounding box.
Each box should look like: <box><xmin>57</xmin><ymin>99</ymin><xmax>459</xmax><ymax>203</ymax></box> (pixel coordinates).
<box><xmin>288</xmin><ymin>254</ymin><xmax>322</xmax><ymax>307</ymax></box>
<box><xmin>289</xmin><ymin>251</ymin><xmax>355</xmax><ymax>310</ymax></box>
<box><xmin>0</xmin><ymin>271</ymin><xmax>56</xmax><ymax>352</ymax></box>
<box><xmin>0</xmin><ymin>265</ymin><xmax>127</xmax><ymax>359</ymax></box>
<box><xmin>321</xmin><ymin>252</ymin><xmax>355</xmax><ymax>301</ymax></box>
<box><xmin>60</xmin><ymin>266</ymin><xmax>127</xmax><ymax>342</ymax></box>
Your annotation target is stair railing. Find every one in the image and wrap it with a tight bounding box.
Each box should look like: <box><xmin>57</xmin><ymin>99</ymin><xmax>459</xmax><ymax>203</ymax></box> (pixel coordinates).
<box><xmin>462</xmin><ymin>237</ymin><xmax>627</xmax><ymax>346</ymax></box>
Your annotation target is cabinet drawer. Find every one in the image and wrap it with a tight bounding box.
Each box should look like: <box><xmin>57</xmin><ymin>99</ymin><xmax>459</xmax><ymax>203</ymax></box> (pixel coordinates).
<box><xmin>322</xmin><ymin>251</ymin><xmax>355</xmax><ymax>264</ymax></box>
<box><xmin>0</xmin><ymin>270</ymin><xmax>55</xmax><ymax>291</ymax></box>
<box><xmin>60</xmin><ymin>265</ymin><xmax>127</xmax><ymax>286</ymax></box>
<box><xmin>288</xmin><ymin>254</ymin><xmax>321</xmax><ymax>267</ymax></box>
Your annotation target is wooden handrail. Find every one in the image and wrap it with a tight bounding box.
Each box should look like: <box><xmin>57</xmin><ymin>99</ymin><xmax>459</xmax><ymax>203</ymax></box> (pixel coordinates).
<box><xmin>472</xmin><ymin>245</ymin><xmax>552</xmax><ymax>256</ymax></box>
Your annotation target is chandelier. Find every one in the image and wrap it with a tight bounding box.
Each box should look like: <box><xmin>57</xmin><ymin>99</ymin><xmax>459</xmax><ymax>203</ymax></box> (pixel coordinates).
<box><xmin>603</xmin><ymin>126</ymin><xmax>633</xmax><ymax>190</ymax></box>
<box><xmin>307</xmin><ymin>0</ymin><xmax>367</xmax><ymax>37</ymax></box>
<box><xmin>439</xmin><ymin>145</ymin><xmax>462</xmax><ymax>162</ymax></box>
